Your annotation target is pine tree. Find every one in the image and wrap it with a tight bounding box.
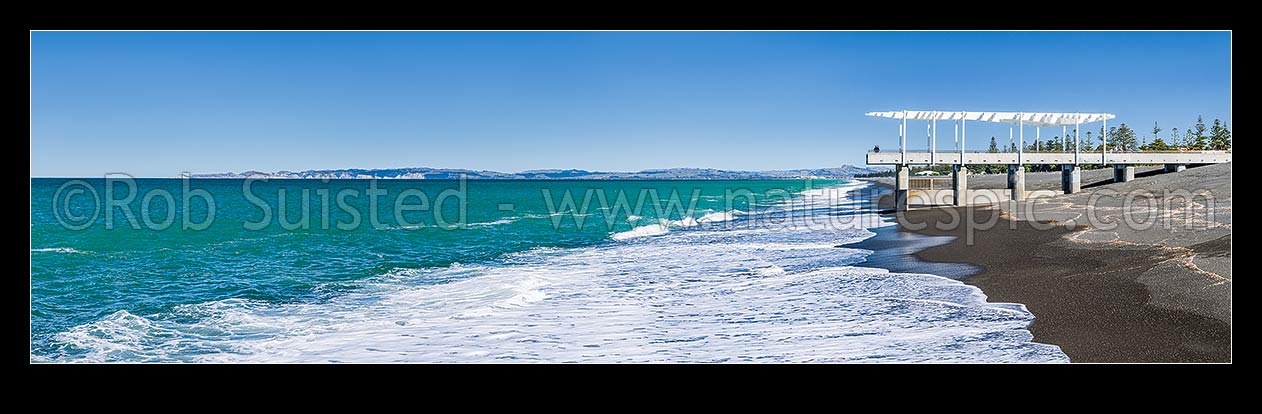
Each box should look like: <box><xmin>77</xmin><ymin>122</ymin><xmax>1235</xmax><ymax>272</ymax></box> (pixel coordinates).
<box><xmin>1170</xmin><ymin>127</ymin><xmax>1180</xmax><ymax>150</ymax></box>
<box><xmin>1222</xmin><ymin>121</ymin><xmax>1231</xmax><ymax>150</ymax></box>
<box><xmin>1191</xmin><ymin>116</ymin><xmax>1209</xmax><ymax>149</ymax></box>
<box><xmin>1110</xmin><ymin>123</ymin><xmax>1137</xmax><ymax>151</ymax></box>
<box><xmin>988</xmin><ymin>136</ymin><xmax>999</xmax><ymax>153</ymax></box>
<box><xmin>1209</xmin><ymin>119</ymin><xmax>1222</xmax><ymax>149</ymax></box>
<box><xmin>1210</xmin><ymin>119</ymin><xmax>1231</xmax><ymax>150</ymax></box>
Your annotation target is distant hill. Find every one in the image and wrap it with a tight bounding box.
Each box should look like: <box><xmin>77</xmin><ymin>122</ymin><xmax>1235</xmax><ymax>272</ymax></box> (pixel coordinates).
<box><xmin>190</xmin><ymin>165</ymin><xmax>886</xmax><ymax>180</ymax></box>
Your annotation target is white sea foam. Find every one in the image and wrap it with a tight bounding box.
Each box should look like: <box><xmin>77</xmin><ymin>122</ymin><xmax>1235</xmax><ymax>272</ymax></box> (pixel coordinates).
<box><xmin>31</xmin><ymin>247</ymin><xmax>86</xmax><ymax>254</ymax></box>
<box><xmin>610</xmin><ymin>208</ymin><xmax>739</xmax><ymax>240</ymax></box>
<box><xmin>387</xmin><ymin>224</ymin><xmax>431</xmax><ymax>230</ymax></box>
<box><xmin>47</xmin><ymin>182</ymin><xmax>1067</xmax><ymax>363</ymax></box>
<box><xmin>466</xmin><ymin>218</ymin><xmax>517</xmax><ymax>228</ymax></box>
<box><xmin>610</xmin><ymin>222</ymin><xmax>670</xmax><ymax>241</ymax></box>
<box><xmin>548</xmin><ymin>212</ymin><xmax>590</xmax><ymax>217</ymax></box>
<box><xmin>612</xmin><ymin>209</ymin><xmax>743</xmax><ymax>240</ymax></box>
<box><xmin>668</xmin><ymin>216</ymin><xmax>699</xmax><ymax>228</ymax></box>
<box><xmin>697</xmin><ymin>210</ymin><xmax>742</xmax><ymax>223</ymax></box>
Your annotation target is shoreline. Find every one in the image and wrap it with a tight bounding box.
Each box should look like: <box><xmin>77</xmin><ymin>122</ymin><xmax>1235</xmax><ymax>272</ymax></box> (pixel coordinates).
<box><xmin>852</xmin><ymin>169</ymin><xmax>1231</xmax><ymax>363</ymax></box>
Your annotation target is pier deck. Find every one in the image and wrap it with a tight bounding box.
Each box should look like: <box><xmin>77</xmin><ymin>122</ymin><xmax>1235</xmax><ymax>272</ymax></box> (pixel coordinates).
<box><xmin>867</xmin><ymin>151</ymin><xmax>1231</xmax><ymax>166</ymax></box>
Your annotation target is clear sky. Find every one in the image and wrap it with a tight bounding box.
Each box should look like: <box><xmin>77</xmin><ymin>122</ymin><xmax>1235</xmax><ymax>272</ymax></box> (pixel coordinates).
<box><xmin>30</xmin><ymin>31</ymin><xmax>1231</xmax><ymax>177</ymax></box>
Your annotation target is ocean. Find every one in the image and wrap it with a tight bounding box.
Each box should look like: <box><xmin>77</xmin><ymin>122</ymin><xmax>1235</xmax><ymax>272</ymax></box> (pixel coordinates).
<box><xmin>30</xmin><ymin>178</ymin><xmax>1068</xmax><ymax>362</ymax></box>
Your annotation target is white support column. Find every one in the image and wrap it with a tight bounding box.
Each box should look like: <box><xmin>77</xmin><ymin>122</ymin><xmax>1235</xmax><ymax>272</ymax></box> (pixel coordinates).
<box><xmin>1102</xmin><ymin>118</ymin><xmax>1108</xmax><ymax>165</ymax></box>
<box><xmin>1062</xmin><ymin>164</ymin><xmax>1081</xmax><ymax>194</ymax></box>
<box><xmin>899</xmin><ymin>121</ymin><xmax>904</xmax><ymax>148</ymax></box>
<box><xmin>961</xmin><ymin>116</ymin><xmax>966</xmax><ymax>161</ymax></box>
<box><xmin>1009</xmin><ymin>125</ymin><xmax>1013</xmax><ymax>152</ymax></box>
<box><xmin>1061</xmin><ymin>125</ymin><xmax>1067</xmax><ymax>153</ymax></box>
<box><xmin>1036</xmin><ymin>126</ymin><xmax>1041</xmax><ymax>152</ymax></box>
<box><xmin>1075</xmin><ymin>113</ymin><xmax>1080</xmax><ymax>165</ymax></box>
<box><xmin>901</xmin><ymin>110</ymin><xmax>907</xmax><ymax>165</ymax></box>
<box><xmin>952</xmin><ymin>164</ymin><xmax>968</xmax><ymax>206</ymax></box>
<box><xmin>1114</xmin><ymin>164</ymin><xmax>1134</xmax><ymax>182</ymax></box>
<box><xmin>1018</xmin><ymin>113</ymin><xmax>1024</xmax><ymax>165</ymax></box>
<box><xmin>931</xmin><ymin>118</ymin><xmax>937</xmax><ymax>165</ymax></box>
<box><xmin>1009</xmin><ymin>164</ymin><xmax>1025</xmax><ymax>201</ymax></box>
<box><xmin>894</xmin><ymin>164</ymin><xmax>909</xmax><ymax>211</ymax></box>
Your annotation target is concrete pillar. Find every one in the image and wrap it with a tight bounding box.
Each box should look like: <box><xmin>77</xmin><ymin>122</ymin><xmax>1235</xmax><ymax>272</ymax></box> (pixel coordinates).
<box><xmin>1009</xmin><ymin>164</ymin><xmax>1025</xmax><ymax>201</ymax></box>
<box><xmin>894</xmin><ymin>164</ymin><xmax>909</xmax><ymax>211</ymax></box>
<box><xmin>1061</xmin><ymin>164</ymin><xmax>1081</xmax><ymax>194</ymax></box>
<box><xmin>1114</xmin><ymin>164</ymin><xmax>1135</xmax><ymax>182</ymax></box>
<box><xmin>952</xmin><ymin>165</ymin><xmax>968</xmax><ymax>206</ymax></box>
<box><xmin>1164</xmin><ymin>163</ymin><xmax>1186</xmax><ymax>173</ymax></box>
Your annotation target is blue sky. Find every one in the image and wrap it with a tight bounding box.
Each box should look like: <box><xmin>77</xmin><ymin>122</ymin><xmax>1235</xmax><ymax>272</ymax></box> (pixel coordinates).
<box><xmin>30</xmin><ymin>31</ymin><xmax>1231</xmax><ymax>177</ymax></box>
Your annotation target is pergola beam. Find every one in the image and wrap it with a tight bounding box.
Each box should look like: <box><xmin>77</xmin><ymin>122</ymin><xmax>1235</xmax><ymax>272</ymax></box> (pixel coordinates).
<box><xmin>866</xmin><ymin>110</ymin><xmax>1116</xmax><ymax>126</ymax></box>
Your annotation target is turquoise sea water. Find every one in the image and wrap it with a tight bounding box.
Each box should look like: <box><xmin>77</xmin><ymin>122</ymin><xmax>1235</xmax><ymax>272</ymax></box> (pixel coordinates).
<box><xmin>30</xmin><ymin>178</ymin><xmax>1068</xmax><ymax>362</ymax></box>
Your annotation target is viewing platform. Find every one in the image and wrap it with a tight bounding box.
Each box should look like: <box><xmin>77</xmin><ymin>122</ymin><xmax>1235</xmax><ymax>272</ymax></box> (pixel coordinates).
<box><xmin>865</xmin><ymin>110</ymin><xmax>1232</xmax><ymax>211</ymax></box>
<box><xmin>867</xmin><ymin>151</ymin><xmax>1231</xmax><ymax>166</ymax></box>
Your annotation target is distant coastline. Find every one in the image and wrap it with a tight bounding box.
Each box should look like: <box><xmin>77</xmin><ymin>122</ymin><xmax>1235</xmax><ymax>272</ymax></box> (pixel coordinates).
<box><xmin>185</xmin><ymin>166</ymin><xmax>884</xmax><ymax>180</ymax></box>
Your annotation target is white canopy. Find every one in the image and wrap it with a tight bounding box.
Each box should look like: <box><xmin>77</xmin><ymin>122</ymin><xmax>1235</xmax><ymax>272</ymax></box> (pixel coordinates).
<box><xmin>865</xmin><ymin>110</ymin><xmax>1115</xmax><ymax>126</ymax></box>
